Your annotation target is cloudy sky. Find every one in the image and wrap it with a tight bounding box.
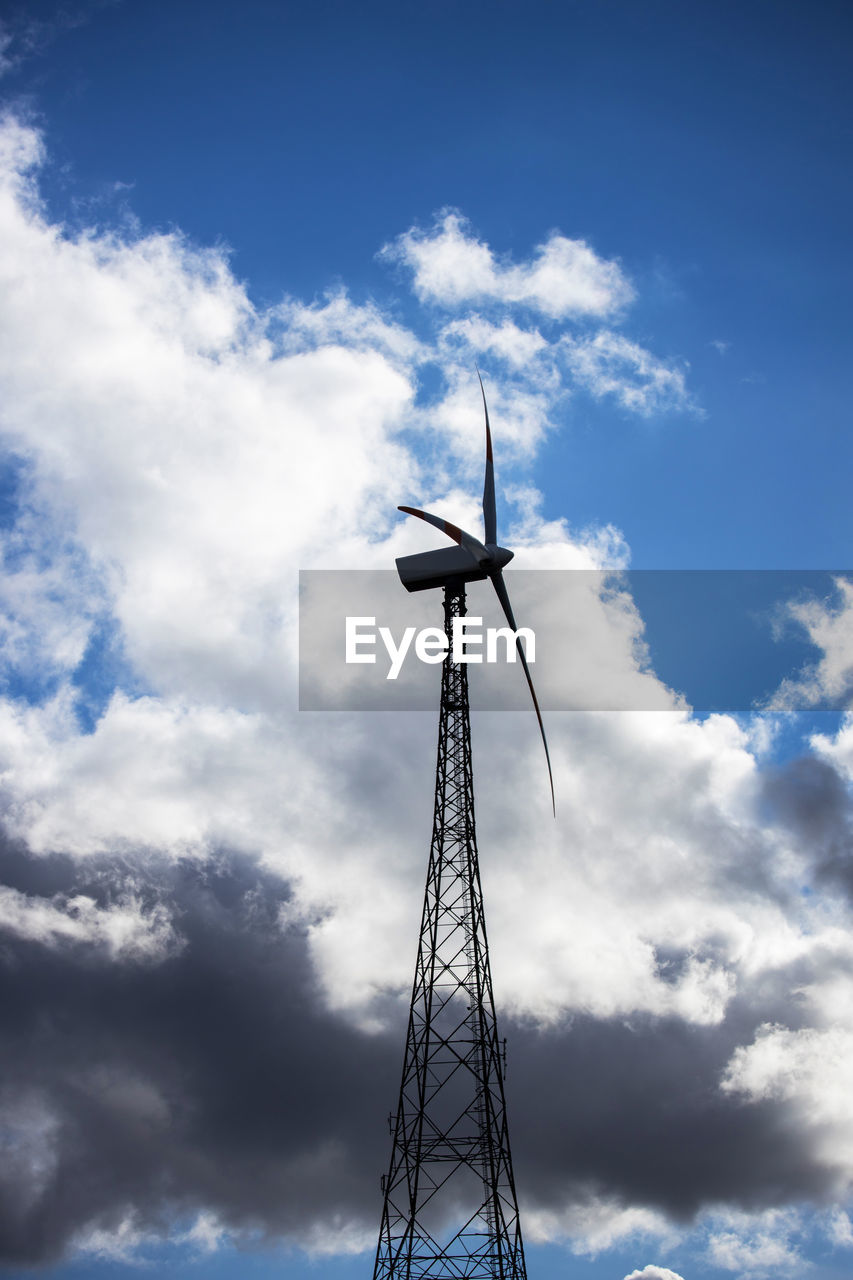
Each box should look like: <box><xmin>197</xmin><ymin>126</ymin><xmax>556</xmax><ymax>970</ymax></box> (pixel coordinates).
<box><xmin>1</xmin><ymin>3</ymin><xmax>852</xmax><ymax>1279</ymax></box>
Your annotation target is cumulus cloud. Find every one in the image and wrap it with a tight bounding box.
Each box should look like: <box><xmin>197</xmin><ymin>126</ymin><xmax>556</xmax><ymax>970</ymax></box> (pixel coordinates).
<box><xmin>525</xmin><ymin>1197</ymin><xmax>678</xmax><ymax>1254</ymax></box>
<box><xmin>562</xmin><ymin>330</ymin><xmax>695</xmax><ymax>416</ymax></box>
<box><xmin>2</xmin><ymin>832</ymin><xmax>846</xmax><ymax>1268</ymax></box>
<box><xmin>760</xmin><ymin>750</ymin><xmax>853</xmax><ymax>900</ymax></box>
<box><xmin>705</xmin><ymin>1208</ymin><xmax>805</xmax><ymax>1276</ymax></box>
<box><xmin>722</xmin><ymin>1023</ymin><xmax>853</xmax><ymax>1191</ymax></box>
<box><xmin>72</xmin><ymin>1213</ymin><xmax>159</xmax><ymax>1264</ymax></box>
<box><xmin>769</xmin><ymin>575</ymin><xmax>853</xmax><ymax>711</ymax></box>
<box><xmin>438</xmin><ymin>314</ymin><xmax>549</xmax><ymax>369</ymax></box>
<box><xmin>382</xmin><ymin>209</ymin><xmax>635</xmax><ymax>318</ymax></box>
<box><xmin>0</xmin><ymin>880</ymin><xmax>178</xmax><ymax>959</ymax></box>
<box><xmin>829</xmin><ymin>1208</ymin><xmax>853</xmax><ymax>1246</ymax></box>
<box><xmin>0</xmin><ymin>111</ymin><xmax>852</xmax><ymax>1272</ymax></box>
<box><xmin>0</xmin><ymin>841</ymin><xmax>396</xmax><ymax>1264</ymax></box>
<box><xmin>624</xmin><ymin>1267</ymin><xmax>686</xmax><ymax>1280</ymax></box>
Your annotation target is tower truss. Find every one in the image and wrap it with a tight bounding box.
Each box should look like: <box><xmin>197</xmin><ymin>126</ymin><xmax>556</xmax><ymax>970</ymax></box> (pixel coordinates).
<box><xmin>374</xmin><ymin>584</ymin><xmax>527</xmax><ymax>1280</ymax></box>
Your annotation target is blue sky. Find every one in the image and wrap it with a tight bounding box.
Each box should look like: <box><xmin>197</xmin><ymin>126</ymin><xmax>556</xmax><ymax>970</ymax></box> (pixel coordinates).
<box><xmin>19</xmin><ymin>0</ymin><xmax>853</xmax><ymax>569</ymax></box>
<box><xmin>1</xmin><ymin>3</ymin><xmax>853</xmax><ymax>1280</ymax></box>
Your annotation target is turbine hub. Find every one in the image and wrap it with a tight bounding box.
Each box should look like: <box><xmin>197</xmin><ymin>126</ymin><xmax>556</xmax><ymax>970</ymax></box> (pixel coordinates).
<box><xmin>487</xmin><ymin>545</ymin><xmax>514</xmax><ymax>570</ymax></box>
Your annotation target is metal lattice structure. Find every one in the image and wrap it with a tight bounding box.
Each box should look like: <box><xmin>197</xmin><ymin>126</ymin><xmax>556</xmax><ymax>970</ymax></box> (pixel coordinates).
<box><xmin>374</xmin><ymin>584</ymin><xmax>527</xmax><ymax>1280</ymax></box>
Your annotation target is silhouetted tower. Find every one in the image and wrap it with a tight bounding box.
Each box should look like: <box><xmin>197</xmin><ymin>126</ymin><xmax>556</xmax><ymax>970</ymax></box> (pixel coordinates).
<box><xmin>375</xmin><ymin>375</ymin><xmax>552</xmax><ymax>1279</ymax></box>
<box><xmin>373</xmin><ymin>584</ymin><xmax>527</xmax><ymax>1280</ymax></box>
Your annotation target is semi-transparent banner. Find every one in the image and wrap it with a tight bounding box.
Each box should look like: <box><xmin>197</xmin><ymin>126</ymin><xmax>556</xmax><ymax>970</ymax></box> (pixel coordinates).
<box><xmin>298</xmin><ymin>570</ymin><xmax>853</xmax><ymax>712</ymax></box>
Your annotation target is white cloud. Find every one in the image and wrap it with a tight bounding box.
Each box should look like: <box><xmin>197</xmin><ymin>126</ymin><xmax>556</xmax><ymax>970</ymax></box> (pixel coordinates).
<box><xmin>3</xmin><ymin>113</ymin><xmax>853</xmax><ymax>1262</ymax></box>
<box><xmin>562</xmin><ymin>330</ymin><xmax>695</xmax><ymax>416</ymax></box>
<box><xmin>0</xmin><ymin>514</ymin><xmax>100</xmax><ymax>678</ymax></box>
<box><xmin>708</xmin><ymin>1230</ymin><xmax>801</xmax><ymax>1274</ymax></box>
<box><xmin>0</xmin><ymin>116</ymin><xmax>417</xmax><ymax>715</ymax></box>
<box><xmin>0</xmin><ymin>112</ymin><xmax>837</xmax><ymax>1044</ymax></box>
<box><xmin>769</xmin><ymin>576</ymin><xmax>853</xmax><ymax>712</ymax></box>
<box><xmin>439</xmin><ymin>314</ymin><xmax>549</xmax><ymax>368</ymax></box>
<box><xmin>383</xmin><ymin>209</ymin><xmax>635</xmax><ymax>318</ymax></box>
<box><xmin>72</xmin><ymin>1210</ymin><xmax>155</xmax><ymax>1262</ymax></box>
<box><xmin>276</xmin><ymin>289</ymin><xmax>424</xmax><ymax>364</ymax></box>
<box><xmin>813</xmin><ymin>712</ymin><xmax>853</xmax><ymax>777</ymax></box>
<box><xmin>0</xmin><ymin>110</ymin><xmax>43</xmax><ymax>179</ymax></box>
<box><xmin>705</xmin><ymin>1208</ymin><xmax>805</xmax><ymax>1276</ymax></box>
<box><xmin>721</xmin><ymin>1023</ymin><xmax>853</xmax><ymax>1189</ymax></box>
<box><xmin>827</xmin><ymin>1208</ymin><xmax>853</xmax><ymax>1247</ymax></box>
<box><xmin>524</xmin><ymin>1196</ymin><xmax>679</xmax><ymax>1254</ymax></box>
<box><xmin>179</xmin><ymin>1210</ymin><xmax>228</xmax><ymax>1254</ymax></box>
<box><xmin>624</xmin><ymin>1267</ymin><xmax>686</xmax><ymax>1280</ymax></box>
<box><xmin>0</xmin><ymin>116</ymin><xmax>831</xmax><ymax>1026</ymax></box>
<box><xmin>0</xmin><ymin>881</ymin><xmax>179</xmax><ymax>961</ymax></box>
<box><xmin>403</xmin><ymin>368</ymin><xmax>554</xmax><ymax>468</ymax></box>
<box><xmin>479</xmin><ymin>708</ymin><xmax>805</xmax><ymax>1027</ymax></box>
<box><xmin>295</xmin><ymin>1214</ymin><xmax>377</xmax><ymax>1256</ymax></box>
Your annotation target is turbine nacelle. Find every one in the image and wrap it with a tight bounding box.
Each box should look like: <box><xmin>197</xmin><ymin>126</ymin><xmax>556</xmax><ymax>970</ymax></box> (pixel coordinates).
<box><xmin>396</xmin><ymin>541</ymin><xmax>513</xmax><ymax>594</ymax></box>
<box><xmin>395</xmin><ymin>373</ymin><xmax>555</xmax><ymax>814</ymax></box>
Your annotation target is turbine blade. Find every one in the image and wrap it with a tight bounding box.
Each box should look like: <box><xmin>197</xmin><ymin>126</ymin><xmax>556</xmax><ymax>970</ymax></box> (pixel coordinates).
<box><xmin>398</xmin><ymin>506</ymin><xmax>488</xmax><ymax>562</ymax></box>
<box><xmin>398</xmin><ymin>505</ymin><xmax>463</xmax><ymax>543</ymax></box>
<box><xmin>477</xmin><ymin>369</ymin><xmax>497</xmax><ymax>546</ymax></box>
<box><xmin>490</xmin><ymin>569</ymin><xmax>555</xmax><ymax>816</ymax></box>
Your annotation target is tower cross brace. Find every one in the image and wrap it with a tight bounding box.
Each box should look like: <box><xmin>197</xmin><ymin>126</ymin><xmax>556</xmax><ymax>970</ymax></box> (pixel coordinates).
<box><xmin>374</xmin><ymin>583</ymin><xmax>527</xmax><ymax>1280</ymax></box>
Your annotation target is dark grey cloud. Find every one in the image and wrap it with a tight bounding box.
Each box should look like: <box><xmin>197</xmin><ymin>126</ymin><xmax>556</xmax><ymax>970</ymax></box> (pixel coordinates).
<box><xmin>0</xmin><ymin>833</ymin><xmax>397</xmax><ymax>1265</ymax></box>
<box><xmin>508</xmin><ymin>1003</ymin><xmax>836</xmax><ymax>1224</ymax></box>
<box><xmin>761</xmin><ymin>753</ymin><xmax>853</xmax><ymax>898</ymax></box>
<box><xmin>0</xmin><ymin>824</ymin><xmax>846</xmax><ymax>1267</ymax></box>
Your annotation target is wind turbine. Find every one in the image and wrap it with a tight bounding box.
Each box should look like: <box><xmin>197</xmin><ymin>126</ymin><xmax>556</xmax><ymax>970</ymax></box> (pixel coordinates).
<box><xmin>395</xmin><ymin>371</ymin><xmax>554</xmax><ymax>814</ymax></box>
<box><xmin>373</xmin><ymin>376</ymin><xmax>552</xmax><ymax>1280</ymax></box>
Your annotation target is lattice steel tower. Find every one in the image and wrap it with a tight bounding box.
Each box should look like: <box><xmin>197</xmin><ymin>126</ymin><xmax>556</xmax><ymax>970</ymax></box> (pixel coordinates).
<box><xmin>375</xmin><ymin>378</ymin><xmax>553</xmax><ymax>1280</ymax></box>
<box><xmin>374</xmin><ymin>586</ymin><xmax>526</xmax><ymax>1280</ymax></box>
